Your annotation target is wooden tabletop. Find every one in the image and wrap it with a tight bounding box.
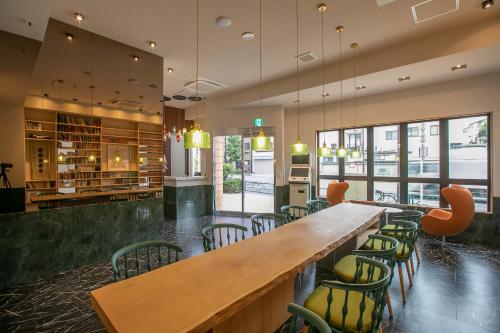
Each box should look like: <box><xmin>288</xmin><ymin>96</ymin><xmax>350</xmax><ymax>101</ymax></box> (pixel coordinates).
<box><xmin>91</xmin><ymin>203</ymin><xmax>385</xmax><ymax>333</ymax></box>
<box><xmin>30</xmin><ymin>187</ymin><xmax>163</xmax><ymax>202</ymax></box>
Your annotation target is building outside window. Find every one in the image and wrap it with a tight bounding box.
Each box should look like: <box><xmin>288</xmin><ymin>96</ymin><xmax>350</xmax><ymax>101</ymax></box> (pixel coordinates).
<box><xmin>316</xmin><ymin>114</ymin><xmax>490</xmax><ymax>212</ymax></box>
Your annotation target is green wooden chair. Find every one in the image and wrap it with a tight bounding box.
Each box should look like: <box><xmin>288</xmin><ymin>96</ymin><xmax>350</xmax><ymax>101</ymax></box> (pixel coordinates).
<box><xmin>334</xmin><ymin>234</ymin><xmax>399</xmax><ymax>319</ymax></box>
<box><xmin>306</xmin><ymin>199</ymin><xmax>330</xmax><ymax>214</ymax></box>
<box><xmin>111</xmin><ymin>240</ymin><xmax>183</xmax><ymax>281</ymax></box>
<box><xmin>383</xmin><ymin>210</ymin><xmax>424</xmax><ymax>268</ymax></box>
<box><xmin>250</xmin><ymin>213</ymin><xmax>287</xmax><ymax>236</ymax></box>
<box><xmin>281</xmin><ymin>205</ymin><xmax>309</xmax><ymax>223</ymax></box>
<box><xmin>202</xmin><ymin>223</ymin><xmax>248</xmax><ymax>252</ymax></box>
<box><xmin>287</xmin><ymin>303</ymin><xmax>331</xmax><ymax>333</ymax></box>
<box><xmin>304</xmin><ymin>256</ymin><xmax>391</xmax><ymax>333</ymax></box>
<box><xmin>364</xmin><ymin>220</ymin><xmax>418</xmax><ymax>304</ymax></box>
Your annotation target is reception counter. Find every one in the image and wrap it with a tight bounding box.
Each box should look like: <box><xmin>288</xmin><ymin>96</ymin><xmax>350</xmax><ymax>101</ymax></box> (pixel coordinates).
<box><xmin>163</xmin><ymin>176</ymin><xmax>213</xmax><ymax>219</ymax></box>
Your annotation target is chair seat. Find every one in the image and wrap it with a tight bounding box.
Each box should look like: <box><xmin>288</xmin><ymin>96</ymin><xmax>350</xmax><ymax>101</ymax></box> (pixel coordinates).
<box><xmin>334</xmin><ymin>255</ymin><xmax>382</xmax><ymax>283</ymax></box>
<box><xmin>362</xmin><ymin>239</ymin><xmax>410</xmax><ymax>260</ymax></box>
<box><xmin>428</xmin><ymin>208</ymin><xmax>452</xmax><ymax>220</ymax></box>
<box><xmin>304</xmin><ymin>286</ymin><xmax>375</xmax><ymax>333</ymax></box>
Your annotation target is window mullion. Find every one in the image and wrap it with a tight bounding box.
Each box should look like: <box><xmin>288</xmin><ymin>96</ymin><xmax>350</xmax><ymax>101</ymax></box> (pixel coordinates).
<box><xmin>439</xmin><ymin>119</ymin><xmax>449</xmax><ymax>208</ymax></box>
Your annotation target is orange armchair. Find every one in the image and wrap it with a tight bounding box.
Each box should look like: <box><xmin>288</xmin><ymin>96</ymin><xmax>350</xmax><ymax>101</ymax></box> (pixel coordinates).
<box><xmin>421</xmin><ymin>185</ymin><xmax>475</xmax><ymax>238</ymax></box>
<box><xmin>326</xmin><ymin>181</ymin><xmax>349</xmax><ymax>206</ymax></box>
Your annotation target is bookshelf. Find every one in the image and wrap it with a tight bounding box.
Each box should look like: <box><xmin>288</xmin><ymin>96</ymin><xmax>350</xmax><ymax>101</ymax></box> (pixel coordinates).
<box><xmin>24</xmin><ymin>108</ymin><xmax>163</xmax><ymax>209</ymax></box>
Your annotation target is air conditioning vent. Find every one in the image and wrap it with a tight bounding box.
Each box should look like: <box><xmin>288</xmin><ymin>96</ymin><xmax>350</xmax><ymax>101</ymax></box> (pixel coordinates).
<box><xmin>412</xmin><ymin>0</ymin><xmax>459</xmax><ymax>24</ymax></box>
<box><xmin>296</xmin><ymin>51</ymin><xmax>317</xmax><ymax>64</ymax></box>
<box><xmin>108</xmin><ymin>98</ymin><xmax>144</xmax><ymax>109</ymax></box>
<box><xmin>184</xmin><ymin>78</ymin><xmax>225</xmax><ymax>95</ymax></box>
<box><xmin>376</xmin><ymin>0</ymin><xmax>397</xmax><ymax>6</ymax></box>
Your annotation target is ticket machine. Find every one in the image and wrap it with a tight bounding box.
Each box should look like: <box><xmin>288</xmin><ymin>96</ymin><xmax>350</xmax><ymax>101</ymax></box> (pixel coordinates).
<box><xmin>288</xmin><ymin>155</ymin><xmax>311</xmax><ymax>207</ymax></box>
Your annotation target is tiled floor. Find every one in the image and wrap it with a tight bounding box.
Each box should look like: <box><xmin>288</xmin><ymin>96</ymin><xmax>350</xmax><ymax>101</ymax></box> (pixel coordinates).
<box><xmin>1</xmin><ymin>216</ymin><xmax>499</xmax><ymax>333</ymax></box>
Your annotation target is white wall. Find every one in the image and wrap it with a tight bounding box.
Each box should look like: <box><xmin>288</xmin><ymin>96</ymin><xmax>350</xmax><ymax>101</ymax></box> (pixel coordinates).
<box><xmin>284</xmin><ymin>72</ymin><xmax>500</xmax><ymax>196</ymax></box>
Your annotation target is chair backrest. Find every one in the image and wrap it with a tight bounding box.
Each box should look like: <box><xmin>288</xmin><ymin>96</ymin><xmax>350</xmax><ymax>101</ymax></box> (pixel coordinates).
<box><xmin>391</xmin><ymin>209</ymin><xmax>424</xmax><ymax>225</ymax></box>
<box><xmin>326</xmin><ymin>181</ymin><xmax>349</xmax><ymax>206</ymax></box>
<box><xmin>111</xmin><ymin>240</ymin><xmax>182</xmax><ymax>281</ymax></box>
<box><xmin>287</xmin><ymin>303</ymin><xmax>331</xmax><ymax>333</ymax></box>
<box><xmin>353</xmin><ymin>234</ymin><xmax>399</xmax><ymax>282</ymax></box>
<box><xmin>444</xmin><ymin>184</ymin><xmax>475</xmax><ymax>233</ymax></box>
<box><xmin>306</xmin><ymin>199</ymin><xmax>330</xmax><ymax>214</ymax></box>
<box><xmin>251</xmin><ymin>213</ymin><xmax>287</xmax><ymax>236</ymax></box>
<box><xmin>280</xmin><ymin>205</ymin><xmax>309</xmax><ymax>222</ymax></box>
<box><xmin>380</xmin><ymin>220</ymin><xmax>418</xmax><ymax>260</ymax></box>
<box><xmin>202</xmin><ymin>223</ymin><xmax>248</xmax><ymax>252</ymax></box>
<box><xmin>321</xmin><ymin>256</ymin><xmax>391</xmax><ymax>332</ymax></box>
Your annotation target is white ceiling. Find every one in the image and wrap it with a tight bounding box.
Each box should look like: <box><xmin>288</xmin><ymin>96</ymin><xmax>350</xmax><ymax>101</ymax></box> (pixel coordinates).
<box><xmin>1</xmin><ymin>0</ymin><xmax>500</xmax><ymax>109</ymax></box>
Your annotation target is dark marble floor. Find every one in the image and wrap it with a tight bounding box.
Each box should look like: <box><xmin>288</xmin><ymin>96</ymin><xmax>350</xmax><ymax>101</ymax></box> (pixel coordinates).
<box><xmin>1</xmin><ymin>216</ymin><xmax>499</xmax><ymax>333</ymax></box>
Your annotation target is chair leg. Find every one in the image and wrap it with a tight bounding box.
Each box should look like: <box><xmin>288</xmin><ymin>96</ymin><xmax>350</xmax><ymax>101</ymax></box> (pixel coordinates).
<box><xmin>405</xmin><ymin>261</ymin><xmax>413</xmax><ymax>288</ymax></box>
<box><xmin>410</xmin><ymin>256</ymin><xmax>415</xmax><ymax>276</ymax></box>
<box><xmin>385</xmin><ymin>290</ymin><xmax>394</xmax><ymax>319</ymax></box>
<box><xmin>397</xmin><ymin>262</ymin><xmax>406</xmax><ymax>304</ymax></box>
<box><xmin>414</xmin><ymin>245</ymin><xmax>421</xmax><ymax>265</ymax></box>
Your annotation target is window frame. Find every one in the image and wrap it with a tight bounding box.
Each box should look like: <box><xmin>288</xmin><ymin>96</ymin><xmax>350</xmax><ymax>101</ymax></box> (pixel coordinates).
<box><xmin>316</xmin><ymin>113</ymin><xmax>491</xmax><ymax>212</ymax></box>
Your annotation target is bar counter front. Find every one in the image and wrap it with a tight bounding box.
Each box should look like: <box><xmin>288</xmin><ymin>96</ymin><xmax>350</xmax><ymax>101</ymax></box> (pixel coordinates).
<box><xmin>91</xmin><ymin>203</ymin><xmax>386</xmax><ymax>333</ymax></box>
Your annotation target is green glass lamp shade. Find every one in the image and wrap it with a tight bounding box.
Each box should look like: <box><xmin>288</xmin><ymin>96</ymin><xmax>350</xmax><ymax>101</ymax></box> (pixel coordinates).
<box><xmin>317</xmin><ymin>142</ymin><xmax>332</xmax><ymax>157</ymax></box>
<box><xmin>351</xmin><ymin>148</ymin><xmax>361</xmax><ymax>160</ymax></box>
<box><xmin>290</xmin><ymin>137</ymin><xmax>309</xmax><ymax>156</ymax></box>
<box><xmin>251</xmin><ymin>130</ymin><xmax>272</xmax><ymax>151</ymax></box>
<box><xmin>184</xmin><ymin>128</ymin><xmax>211</xmax><ymax>149</ymax></box>
<box><xmin>336</xmin><ymin>145</ymin><xmax>347</xmax><ymax>158</ymax></box>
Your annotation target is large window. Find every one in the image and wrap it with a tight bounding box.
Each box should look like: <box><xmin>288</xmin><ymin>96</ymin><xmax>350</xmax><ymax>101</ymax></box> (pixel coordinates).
<box><xmin>317</xmin><ymin>114</ymin><xmax>490</xmax><ymax>212</ymax></box>
<box><xmin>374</xmin><ymin>125</ymin><xmax>399</xmax><ymax>177</ymax></box>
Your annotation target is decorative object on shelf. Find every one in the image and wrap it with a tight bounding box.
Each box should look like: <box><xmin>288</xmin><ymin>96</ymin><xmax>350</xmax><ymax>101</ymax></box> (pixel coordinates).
<box><xmin>351</xmin><ymin>42</ymin><xmax>361</xmax><ymax>161</ymax></box>
<box><xmin>336</xmin><ymin>26</ymin><xmax>347</xmax><ymax>159</ymax></box>
<box><xmin>251</xmin><ymin>0</ymin><xmax>272</xmax><ymax>152</ymax></box>
<box><xmin>185</xmin><ymin>0</ymin><xmax>211</xmax><ymax>149</ymax></box>
<box><xmin>316</xmin><ymin>3</ymin><xmax>332</xmax><ymax>158</ymax></box>
<box><xmin>108</xmin><ymin>145</ymin><xmax>130</xmax><ymax>171</ymax></box>
<box><xmin>290</xmin><ymin>0</ymin><xmax>309</xmax><ymax>156</ymax></box>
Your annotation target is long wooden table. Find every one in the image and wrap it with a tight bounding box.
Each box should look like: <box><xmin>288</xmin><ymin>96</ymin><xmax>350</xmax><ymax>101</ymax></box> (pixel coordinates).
<box><xmin>91</xmin><ymin>203</ymin><xmax>385</xmax><ymax>333</ymax></box>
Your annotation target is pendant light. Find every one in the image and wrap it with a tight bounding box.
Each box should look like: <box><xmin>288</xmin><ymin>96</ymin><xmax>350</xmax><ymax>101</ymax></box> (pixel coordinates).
<box><xmin>184</xmin><ymin>0</ymin><xmax>211</xmax><ymax>149</ymax></box>
<box><xmin>290</xmin><ymin>0</ymin><xmax>308</xmax><ymax>156</ymax></box>
<box><xmin>350</xmin><ymin>42</ymin><xmax>361</xmax><ymax>160</ymax></box>
<box><xmin>251</xmin><ymin>0</ymin><xmax>272</xmax><ymax>151</ymax></box>
<box><xmin>316</xmin><ymin>3</ymin><xmax>332</xmax><ymax>158</ymax></box>
<box><xmin>336</xmin><ymin>26</ymin><xmax>347</xmax><ymax>159</ymax></box>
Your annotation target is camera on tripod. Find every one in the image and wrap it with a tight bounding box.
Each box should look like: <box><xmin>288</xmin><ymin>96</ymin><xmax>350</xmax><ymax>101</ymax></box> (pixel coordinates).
<box><xmin>1</xmin><ymin>163</ymin><xmax>13</xmax><ymax>171</ymax></box>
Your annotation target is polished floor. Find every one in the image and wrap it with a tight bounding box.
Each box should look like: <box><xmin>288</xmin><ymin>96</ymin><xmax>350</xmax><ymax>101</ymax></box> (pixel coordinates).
<box><xmin>1</xmin><ymin>216</ymin><xmax>499</xmax><ymax>333</ymax></box>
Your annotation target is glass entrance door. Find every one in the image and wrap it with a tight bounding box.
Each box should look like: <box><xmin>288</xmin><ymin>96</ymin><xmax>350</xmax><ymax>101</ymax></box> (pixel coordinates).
<box><xmin>242</xmin><ymin>136</ymin><xmax>275</xmax><ymax>214</ymax></box>
<box><xmin>213</xmin><ymin>134</ymin><xmax>275</xmax><ymax>215</ymax></box>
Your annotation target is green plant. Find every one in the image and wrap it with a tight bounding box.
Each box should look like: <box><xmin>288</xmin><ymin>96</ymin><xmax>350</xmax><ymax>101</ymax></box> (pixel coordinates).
<box><xmin>223</xmin><ymin>163</ymin><xmax>234</xmax><ymax>180</ymax></box>
<box><xmin>223</xmin><ymin>178</ymin><xmax>242</xmax><ymax>193</ymax></box>
<box><xmin>225</xmin><ymin>136</ymin><xmax>241</xmax><ymax>163</ymax></box>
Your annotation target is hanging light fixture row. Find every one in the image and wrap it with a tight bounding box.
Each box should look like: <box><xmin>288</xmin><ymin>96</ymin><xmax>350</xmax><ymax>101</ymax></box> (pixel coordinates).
<box><xmin>184</xmin><ymin>0</ymin><xmax>211</xmax><ymax>149</ymax></box>
<box><xmin>251</xmin><ymin>0</ymin><xmax>272</xmax><ymax>152</ymax></box>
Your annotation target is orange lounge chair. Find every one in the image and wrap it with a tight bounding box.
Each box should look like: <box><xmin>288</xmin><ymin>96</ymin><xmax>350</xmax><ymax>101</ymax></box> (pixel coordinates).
<box><xmin>421</xmin><ymin>185</ymin><xmax>475</xmax><ymax>240</ymax></box>
<box><xmin>326</xmin><ymin>181</ymin><xmax>349</xmax><ymax>206</ymax></box>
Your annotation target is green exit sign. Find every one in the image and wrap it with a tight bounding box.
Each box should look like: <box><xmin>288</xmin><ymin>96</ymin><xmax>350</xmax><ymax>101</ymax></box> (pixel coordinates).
<box><xmin>254</xmin><ymin>118</ymin><xmax>263</xmax><ymax>127</ymax></box>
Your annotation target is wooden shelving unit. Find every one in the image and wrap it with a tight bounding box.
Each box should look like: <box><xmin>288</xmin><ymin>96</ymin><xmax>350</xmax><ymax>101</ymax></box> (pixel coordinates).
<box><xmin>24</xmin><ymin>108</ymin><xmax>163</xmax><ymax>209</ymax></box>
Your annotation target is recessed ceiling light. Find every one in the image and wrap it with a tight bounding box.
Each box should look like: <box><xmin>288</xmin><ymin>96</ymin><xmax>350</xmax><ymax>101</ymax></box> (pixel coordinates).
<box><xmin>482</xmin><ymin>0</ymin><xmax>494</xmax><ymax>9</ymax></box>
<box><xmin>74</xmin><ymin>13</ymin><xmax>85</xmax><ymax>22</ymax></box>
<box><xmin>241</xmin><ymin>32</ymin><xmax>255</xmax><ymax>40</ymax></box>
<box><xmin>292</xmin><ymin>99</ymin><xmax>299</xmax><ymax>103</ymax></box>
<box><xmin>356</xmin><ymin>85</ymin><xmax>367</xmax><ymax>90</ymax></box>
<box><xmin>321</xmin><ymin>93</ymin><xmax>330</xmax><ymax>97</ymax></box>
<box><xmin>149</xmin><ymin>84</ymin><xmax>157</xmax><ymax>89</ymax></box>
<box><xmin>97</xmin><ymin>102</ymin><xmax>102</xmax><ymax>105</ymax></box>
<box><xmin>132</xmin><ymin>55</ymin><xmax>140</xmax><ymax>62</ymax></box>
<box><xmin>72</xmin><ymin>98</ymin><xmax>77</xmax><ymax>102</ymax></box>
<box><xmin>173</xmin><ymin>95</ymin><xmax>187</xmax><ymax>101</ymax></box>
<box><xmin>149</xmin><ymin>41</ymin><xmax>157</xmax><ymax>48</ymax></box>
<box><xmin>215</xmin><ymin>16</ymin><xmax>232</xmax><ymax>28</ymax></box>
<box><xmin>398</xmin><ymin>76</ymin><xmax>411</xmax><ymax>82</ymax></box>
<box><xmin>163</xmin><ymin>96</ymin><xmax>172</xmax><ymax>101</ymax></box>
<box><xmin>189</xmin><ymin>96</ymin><xmax>202</xmax><ymax>102</ymax></box>
<box><xmin>65</xmin><ymin>33</ymin><xmax>74</xmax><ymax>41</ymax></box>
<box><xmin>451</xmin><ymin>64</ymin><xmax>467</xmax><ymax>71</ymax></box>
<box><xmin>167</xmin><ymin>67</ymin><xmax>174</xmax><ymax>74</ymax></box>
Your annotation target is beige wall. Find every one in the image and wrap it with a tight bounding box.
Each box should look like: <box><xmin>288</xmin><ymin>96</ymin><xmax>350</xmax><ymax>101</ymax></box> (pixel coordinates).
<box><xmin>0</xmin><ymin>106</ymin><xmax>26</xmax><ymax>187</ymax></box>
<box><xmin>284</xmin><ymin>72</ymin><xmax>500</xmax><ymax>196</ymax></box>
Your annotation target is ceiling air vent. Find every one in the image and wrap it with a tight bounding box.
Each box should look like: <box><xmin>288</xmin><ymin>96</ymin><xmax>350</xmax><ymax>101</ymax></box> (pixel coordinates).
<box><xmin>184</xmin><ymin>78</ymin><xmax>225</xmax><ymax>95</ymax></box>
<box><xmin>296</xmin><ymin>51</ymin><xmax>317</xmax><ymax>64</ymax></box>
<box><xmin>412</xmin><ymin>0</ymin><xmax>459</xmax><ymax>24</ymax></box>
<box><xmin>376</xmin><ymin>0</ymin><xmax>397</xmax><ymax>6</ymax></box>
<box><xmin>108</xmin><ymin>98</ymin><xmax>144</xmax><ymax>109</ymax></box>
